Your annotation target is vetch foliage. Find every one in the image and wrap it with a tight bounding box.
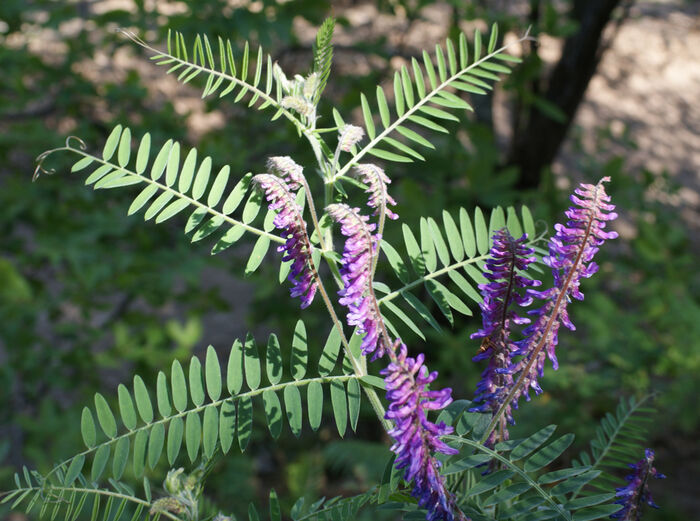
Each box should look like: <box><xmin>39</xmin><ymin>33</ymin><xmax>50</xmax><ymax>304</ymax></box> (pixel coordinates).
<box><xmin>8</xmin><ymin>15</ymin><xmax>666</xmax><ymax>521</ymax></box>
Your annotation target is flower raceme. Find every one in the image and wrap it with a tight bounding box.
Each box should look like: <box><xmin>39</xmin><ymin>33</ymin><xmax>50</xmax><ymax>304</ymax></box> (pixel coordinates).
<box><xmin>338</xmin><ymin>124</ymin><xmax>364</xmax><ymax>152</ymax></box>
<box><xmin>382</xmin><ymin>341</ymin><xmax>463</xmax><ymax>521</ymax></box>
<box><xmin>512</xmin><ymin>177</ymin><xmax>618</xmax><ymax>403</ymax></box>
<box><xmin>470</xmin><ymin>229</ymin><xmax>539</xmax><ymax>446</ymax></box>
<box><xmin>326</xmin><ymin>203</ymin><xmax>385</xmax><ymax>359</ymax></box>
<box><xmin>328</xmin><ymin>202</ymin><xmax>464</xmax><ymax>521</ymax></box>
<box><xmin>252</xmin><ymin>173</ymin><xmax>318</xmax><ymax>308</ymax></box>
<box><xmin>266</xmin><ymin>156</ymin><xmax>306</xmax><ymax>191</ymax></box>
<box><xmin>612</xmin><ymin>449</ymin><xmax>665</xmax><ymax>520</ymax></box>
<box><xmin>352</xmin><ymin>163</ymin><xmax>398</xmax><ymax>220</ymax></box>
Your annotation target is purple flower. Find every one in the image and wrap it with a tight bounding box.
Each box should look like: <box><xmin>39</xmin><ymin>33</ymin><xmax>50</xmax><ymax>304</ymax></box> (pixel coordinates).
<box><xmin>611</xmin><ymin>449</ymin><xmax>665</xmax><ymax>520</ymax></box>
<box><xmin>381</xmin><ymin>341</ymin><xmax>463</xmax><ymax>521</ymax></box>
<box><xmin>266</xmin><ymin>156</ymin><xmax>305</xmax><ymax>191</ymax></box>
<box><xmin>327</xmin><ymin>203</ymin><xmax>386</xmax><ymax>359</ymax></box>
<box><xmin>513</xmin><ymin>177</ymin><xmax>618</xmax><ymax>402</ymax></box>
<box><xmin>470</xmin><ymin>228</ymin><xmax>540</xmax><ymax>446</ymax></box>
<box><xmin>252</xmin><ymin>174</ymin><xmax>318</xmax><ymax>308</ymax></box>
<box><xmin>352</xmin><ymin>164</ymin><xmax>398</xmax><ymax>220</ymax></box>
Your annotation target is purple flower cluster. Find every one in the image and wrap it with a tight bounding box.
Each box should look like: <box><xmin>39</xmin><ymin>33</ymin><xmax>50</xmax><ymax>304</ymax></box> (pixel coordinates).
<box><xmin>266</xmin><ymin>156</ymin><xmax>305</xmax><ymax>191</ymax></box>
<box><xmin>353</xmin><ymin>164</ymin><xmax>398</xmax><ymax>220</ymax></box>
<box><xmin>612</xmin><ymin>449</ymin><xmax>665</xmax><ymax>520</ymax></box>
<box><xmin>328</xmin><ymin>200</ymin><xmax>464</xmax><ymax>520</ymax></box>
<box><xmin>326</xmin><ymin>203</ymin><xmax>385</xmax><ymax>359</ymax></box>
<box><xmin>381</xmin><ymin>342</ymin><xmax>462</xmax><ymax>521</ymax></box>
<box><xmin>253</xmin><ymin>173</ymin><xmax>318</xmax><ymax>308</ymax></box>
<box><xmin>470</xmin><ymin>229</ymin><xmax>539</xmax><ymax>445</ymax></box>
<box><xmin>514</xmin><ymin>177</ymin><xmax>618</xmax><ymax>402</ymax></box>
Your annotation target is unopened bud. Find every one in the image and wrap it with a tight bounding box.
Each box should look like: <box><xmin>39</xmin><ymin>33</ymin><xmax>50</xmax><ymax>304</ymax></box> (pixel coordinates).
<box><xmin>281</xmin><ymin>96</ymin><xmax>314</xmax><ymax>116</ymax></box>
<box><xmin>164</xmin><ymin>468</ymin><xmax>184</xmax><ymax>495</ymax></box>
<box><xmin>266</xmin><ymin>156</ymin><xmax>305</xmax><ymax>190</ymax></box>
<box><xmin>150</xmin><ymin>497</ymin><xmax>186</xmax><ymax>516</ymax></box>
<box><xmin>303</xmin><ymin>72</ymin><xmax>320</xmax><ymax>100</ymax></box>
<box><xmin>338</xmin><ymin>125</ymin><xmax>364</xmax><ymax>152</ymax></box>
<box><xmin>273</xmin><ymin>63</ymin><xmax>292</xmax><ymax>93</ymax></box>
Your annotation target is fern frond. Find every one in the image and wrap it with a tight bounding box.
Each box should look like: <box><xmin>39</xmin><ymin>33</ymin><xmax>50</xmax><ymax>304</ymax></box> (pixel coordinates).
<box><xmin>333</xmin><ymin>24</ymin><xmax>527</xmax><ymax>174</ymax></box>
<box><xmin>1</xmin><ymin>471</ymin><xmax>172</xmax><ymax>521</ymax></box>
<box><xmin>39</xmin><ymin>322</ymin><xmax>364</xmax><ymax>487</ymax></box>
<box><xmin>119</xmin><ymin>29</ymin><xmax>302</xmax><ymax>127</ymax></box>
<box><xmin>57</xmin><ymin>126</ymin><xmax>289</xmax><ymax>275</ymax></box>
<box><xmin>311</xmin><ymin>17</ymin><xmax>335</xmax><ymax>104</ymax></box>
<box><xmin>570</xmin><ymin>394</ymin><xmax>656</xmax><ymax>498</ymax></box>
<box><xmin>376</xmin><ymin>205</ymin><xmax>543</xmax><ymax>337</ymax></box>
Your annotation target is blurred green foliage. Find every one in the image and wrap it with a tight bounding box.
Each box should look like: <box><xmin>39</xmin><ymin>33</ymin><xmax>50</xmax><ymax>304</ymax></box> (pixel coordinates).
<box><xmin>1</xmin><ymin>1</ymin><xmax>697</xmax><ymax>520</ymax></box>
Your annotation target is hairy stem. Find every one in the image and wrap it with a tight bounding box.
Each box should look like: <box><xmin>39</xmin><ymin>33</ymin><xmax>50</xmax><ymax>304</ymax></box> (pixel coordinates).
<box><xmin>297</xmin><ymin>129</ymin><xmax>390</xmax><ymax>429</ymax></box>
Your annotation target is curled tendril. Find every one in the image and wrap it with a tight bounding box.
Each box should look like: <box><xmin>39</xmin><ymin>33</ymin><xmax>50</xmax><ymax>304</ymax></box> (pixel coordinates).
<box><xmin>33</xmin><ymin>153</ymin><xmax>57</xmax><ymax>182</ymax></box>
<box><xmin>33</xmin><ymin>136</ymin><xmax>85</xmax><ymax>181</ymax></box>
<box><xmin>65</xmin><ymin>136</ymin><xmax>87</xmax><ymax>150</ymax></box>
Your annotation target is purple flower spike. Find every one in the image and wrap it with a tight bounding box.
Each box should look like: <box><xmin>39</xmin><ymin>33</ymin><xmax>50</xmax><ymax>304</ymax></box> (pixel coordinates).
<box><xmin>470</xmin><ymin>228</ymin><xmax>540</xmax><ymax>446</ymax></box>
<box><xmin>353</xmin><ymin>164</ymin><xmax>398</xmax><ymax>220</ymax></box>
<box><xmin>253</xmin><ymin>174</ymin><xmax>318</xmax><ymax>308</ymax></box>
<box><xmin>327</xmin><ymin>203</ymin><xmax>385</xmax><ymax>359</ymax></box>
<box><xmin>381</xmin><ymin>341</ymin><xmax>464</xmax><ymax>521</ymax></box>
<box><xmin>514</xmin><ymin>177</ymin><xmax>617</xmax><ymax>402</ymax></box>
<box><xmin>266</xmin><ymin>156</ymin><xmax>305</xmax><ymax>191</ymax></box>
<box><xmin>611</xmin><ymin>449</ymin><xmax>665</xmax><ymax>520</ymax></box>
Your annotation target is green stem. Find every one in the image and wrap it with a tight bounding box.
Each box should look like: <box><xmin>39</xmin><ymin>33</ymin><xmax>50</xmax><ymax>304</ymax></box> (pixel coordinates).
<box><xmin>312</xmin><ymin>268</ymin><xmax>390</xmax><ymax>431</ymax></box>
<box><xmin>300</xmin><ymin>124</ymin><xmax>390</xmax><ymax>430</ymax></box>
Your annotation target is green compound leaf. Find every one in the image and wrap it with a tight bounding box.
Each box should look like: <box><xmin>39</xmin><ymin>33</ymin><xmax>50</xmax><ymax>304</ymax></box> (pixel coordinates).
<box><xmin>378</xmin><ymin>205</ymin><xmax>539</xmax><ymax>342</ymax></box>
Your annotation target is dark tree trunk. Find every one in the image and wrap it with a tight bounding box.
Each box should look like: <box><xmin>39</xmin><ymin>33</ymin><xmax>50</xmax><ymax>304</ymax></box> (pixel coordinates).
<box><xmin>506</xmin><ymin>0</ymin><xmax>622</xmax><ymax>189</ymax></box>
